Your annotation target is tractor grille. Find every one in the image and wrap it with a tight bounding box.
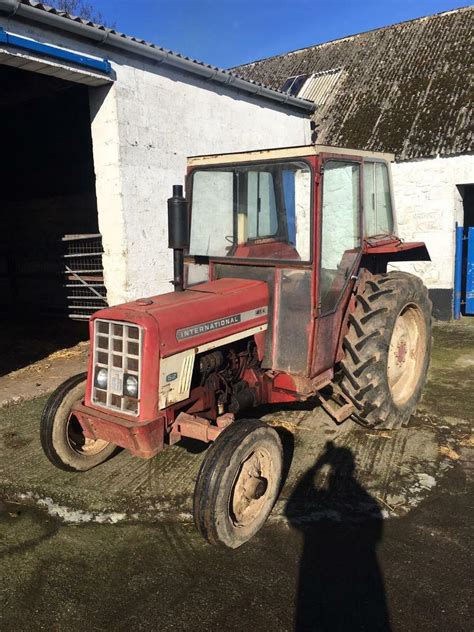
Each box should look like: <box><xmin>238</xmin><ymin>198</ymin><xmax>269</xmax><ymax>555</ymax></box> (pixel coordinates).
<box><xmin>92</xmin><ymin>319</ymin><xmax>143</xmax><ymax>416</ymax></box>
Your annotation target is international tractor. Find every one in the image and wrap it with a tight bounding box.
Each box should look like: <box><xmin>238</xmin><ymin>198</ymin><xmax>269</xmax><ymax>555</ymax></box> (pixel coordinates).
<box><xmin>40</xmin><ymin>145</ymin><xmax>432</xmax><ymax>548</ymax></box>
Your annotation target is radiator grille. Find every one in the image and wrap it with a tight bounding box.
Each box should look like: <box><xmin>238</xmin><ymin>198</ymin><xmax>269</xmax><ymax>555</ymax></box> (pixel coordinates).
<box><xmin>92</xmin><ymin>319</ymin><xmax>143</xmax><ymax>416</ymax></box>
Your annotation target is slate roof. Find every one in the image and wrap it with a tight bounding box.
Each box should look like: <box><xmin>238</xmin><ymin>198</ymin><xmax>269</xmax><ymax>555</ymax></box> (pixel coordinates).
<box><xmin>233</xmin><ymin>7</ymin><xmax>474</xmax><ymax>161</ymax></box>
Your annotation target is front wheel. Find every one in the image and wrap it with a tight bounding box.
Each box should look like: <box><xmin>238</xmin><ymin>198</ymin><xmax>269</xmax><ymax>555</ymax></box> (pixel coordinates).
<box><xmin>40</xmin><ymin>373</ymin><xmax>117</xmax><ymax>472</ymax></box>
<box><xmin>193</xmin><ymin>419</ymin><xmax>283</xmax><ymax>548</ymax></box>
<box><xmin>340</xmin><ymin>271</ymin><xmax>432</xmax><ymax>430</ymax></box>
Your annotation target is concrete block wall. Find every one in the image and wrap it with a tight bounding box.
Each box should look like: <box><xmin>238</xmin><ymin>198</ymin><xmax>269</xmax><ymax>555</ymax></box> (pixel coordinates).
<box><xmin>108</xmin><ymin>61</ymin><xmax>310</xmax><ymax>304</ymax></box>
<box><xmin>390</xmin><ymin>154</ymin><xmax>474</xmax><ymax>318</ymax></box>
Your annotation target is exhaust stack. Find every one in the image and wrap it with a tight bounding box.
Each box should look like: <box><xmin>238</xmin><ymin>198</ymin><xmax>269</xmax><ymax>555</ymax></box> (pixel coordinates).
<box><xmin>167</xmin><ymin>184</ymin><xmax>189</xmax><ymax>292</ymax></box>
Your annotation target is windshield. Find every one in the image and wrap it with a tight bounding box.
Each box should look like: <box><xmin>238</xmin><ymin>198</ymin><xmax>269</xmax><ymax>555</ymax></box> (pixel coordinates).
<box><xmin>189</xmin><ymin>161</ymin><xmax>312</xmax><ymax>261</ymax></box>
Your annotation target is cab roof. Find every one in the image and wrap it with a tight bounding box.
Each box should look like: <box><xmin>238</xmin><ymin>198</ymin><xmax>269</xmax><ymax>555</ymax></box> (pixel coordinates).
<box><xmin>187</xmin><ymin>144</ymin><xmax>395</xmax><ymax>166</ymax></box>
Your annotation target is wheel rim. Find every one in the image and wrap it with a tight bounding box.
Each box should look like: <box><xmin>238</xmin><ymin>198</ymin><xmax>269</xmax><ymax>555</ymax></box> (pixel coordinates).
<box><xmin>231</xmin><ymin>448</ymin><xmax>275</xmax><ymax>528</ymax></box>
<box><xmin>66</xmin><ymin>414</ymin><xmax>110</xmax><ymax>456</ymax></box>
<box><xmin>387</xmin><ymin>303</ymin><xmax>426</xmax><ymax>406</ymax></box>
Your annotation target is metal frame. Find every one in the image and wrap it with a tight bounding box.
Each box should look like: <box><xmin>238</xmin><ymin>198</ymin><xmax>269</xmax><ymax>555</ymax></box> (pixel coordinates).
<box><xmin>0</xmin><ymin>26</ymin><xmax>111</xmax><ymax>73</ymax></box>
<box><xmin>454</xmin><ymin>224</ymin><xmax>463</xmax><ymax>319</ymax></box>
<box><xmin>62</xmin><ymin>234</ymin><xmax>107</xmax><ymax>320</ymax></box>
<box><xmin>188</xmin><ymin>145</ymin><xmax>395</xmax><ymax>166</ymax></box>
<box><xmin>317</xmin><ymin>155</ymin><xmax>364</xmax><ymax>317</ymax></box>
<box><xmin>187</xmin><ymin>157</ymin><xmax>315</xmax><ymax>266</ymax></box>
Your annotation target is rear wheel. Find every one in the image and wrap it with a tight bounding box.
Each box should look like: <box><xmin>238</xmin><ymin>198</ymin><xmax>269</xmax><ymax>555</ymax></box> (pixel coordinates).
<box><xmin>194</xmin><ymin>419</ymin><xmax>283</xmax><ymax>548</ymax></box>
<box><xmin>340</xmin><ymin>271</ymin><xmax>432</xmax><ymax>429</ymax></box>
<box><xmin>40</xmin><ymin>373</ymin><xmax>117</xmax><ymax>472</ymax></box>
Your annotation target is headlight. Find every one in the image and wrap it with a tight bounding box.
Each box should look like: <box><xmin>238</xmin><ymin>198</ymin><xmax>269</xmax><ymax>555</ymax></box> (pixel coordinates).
<box><xmin>95</xmin><ymin>368</ymin><xmax>108</xmax><ymax>389</ymax></box>
<box><xmin>124</xmin><ymin>375</ymin><xmax>139</xmax><ymax>398</ymax></box>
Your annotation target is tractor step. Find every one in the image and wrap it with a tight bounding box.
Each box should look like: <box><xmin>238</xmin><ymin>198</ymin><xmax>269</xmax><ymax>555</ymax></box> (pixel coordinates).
<box><xmin>317</xmin><ymin>385</ymin><xmax>355</xmax><ymax>423</ymax></box>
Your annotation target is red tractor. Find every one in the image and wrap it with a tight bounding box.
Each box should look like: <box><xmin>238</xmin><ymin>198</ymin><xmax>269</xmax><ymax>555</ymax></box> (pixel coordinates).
<box><xmin>41</xmin><ymin>145</ymin><xmax>432</xmax><ymax>548</ymax></box>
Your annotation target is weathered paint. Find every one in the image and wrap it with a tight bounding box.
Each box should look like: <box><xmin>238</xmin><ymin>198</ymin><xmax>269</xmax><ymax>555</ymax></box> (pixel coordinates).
<box><xmin>158</xmin><ymin>324</ymin><xmax>268</xmax><ymax>410</ymax></box>
<box><xmin>188</xmin><ymin>144</ymin><xmax>394</xmax><ymax>166</ymax></box>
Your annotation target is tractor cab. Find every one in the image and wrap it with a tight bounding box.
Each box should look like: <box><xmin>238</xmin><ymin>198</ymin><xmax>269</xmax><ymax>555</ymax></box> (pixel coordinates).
<box><xmin>184</xmin><ymin>145</ymin><xmax>419</xmax><ymax>379</ymax></box>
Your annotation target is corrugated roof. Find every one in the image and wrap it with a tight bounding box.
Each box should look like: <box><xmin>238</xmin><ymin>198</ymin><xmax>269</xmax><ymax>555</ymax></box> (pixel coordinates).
<box><xmin>298</xmin><ymin>69</ymin><xmax>342</xmax><ymax>107</ymax></box>
<box><xmin>233</xmin><ymin>7</ymin><xmax>474</xmax><ymax>161</ymax></box>
<box><xmin>0</xmin><ymin>0</ymin><xmax>314</xmax><ymax>112</ymax></box>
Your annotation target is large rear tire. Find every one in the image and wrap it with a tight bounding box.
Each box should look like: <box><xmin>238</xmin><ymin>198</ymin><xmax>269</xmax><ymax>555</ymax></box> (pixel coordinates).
<box><xmin>340</xmin><ymin>271</ymin><xmax>432</xmax><ymax>429</ymax></box>
<box><xmin>194</xmin><ymin>419</ymin><xmax>283</xmax><ymax>548</ymax></box>
<box><xmin>40</xmin><ymin>373</ymin><xmax>117</xmax><ymax>472</ymax></box>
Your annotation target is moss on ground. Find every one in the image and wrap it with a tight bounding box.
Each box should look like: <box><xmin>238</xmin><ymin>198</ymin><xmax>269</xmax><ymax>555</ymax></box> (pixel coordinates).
<box><xmin>419</xmin><ymin>319</ymin><xmax>474</xmax><ymax>420</ymax></box>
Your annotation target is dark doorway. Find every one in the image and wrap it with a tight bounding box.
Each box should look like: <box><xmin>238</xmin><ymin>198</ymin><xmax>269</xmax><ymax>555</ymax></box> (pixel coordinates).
<box><xmin>0</xmin><ymin>65</ymin><xmax>101</xmax><ymax>372</ymax></box>
<box><xmin>459</xmin><ymin>184</ymin><xmax>474</xmax><ymax>316</ymax></box>
<box><xmin>462</xmin><ymin>185</ymin><xmax>474</xmax><ymax>230</ymax></box>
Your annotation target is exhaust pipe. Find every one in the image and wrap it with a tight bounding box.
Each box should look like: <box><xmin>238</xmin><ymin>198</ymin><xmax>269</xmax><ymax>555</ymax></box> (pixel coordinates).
<box><xmin>167</xmin><ymin>185</ymin><xmax>189</xmax><ymax>292</ymax></box>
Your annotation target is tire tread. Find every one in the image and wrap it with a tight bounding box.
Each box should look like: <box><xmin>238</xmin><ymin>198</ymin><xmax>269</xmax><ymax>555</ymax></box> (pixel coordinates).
<box><xmin>340</xmin><ymin>272</ymin><xmax>432</xmax><ymax>430</ymax></box>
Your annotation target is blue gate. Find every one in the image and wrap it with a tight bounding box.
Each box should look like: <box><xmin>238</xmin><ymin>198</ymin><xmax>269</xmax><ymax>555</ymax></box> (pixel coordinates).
<box><xmin>466</xmin><ymin>227</ymin><xmax>474</xmax><ymax>315</ymax></box>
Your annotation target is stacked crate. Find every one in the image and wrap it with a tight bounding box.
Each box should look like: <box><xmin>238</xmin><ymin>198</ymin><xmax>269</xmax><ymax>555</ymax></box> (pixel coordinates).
<box><xmin>63</xmin><ymin>234</ymin><xmax>107</xmax><ymax>320</ymax></box>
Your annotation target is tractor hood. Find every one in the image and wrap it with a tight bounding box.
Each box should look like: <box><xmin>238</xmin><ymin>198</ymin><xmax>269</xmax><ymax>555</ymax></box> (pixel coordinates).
<box><xmin>92</xmin><ymin>278</ymin><xmax>269</xmax><ymax>358</ymax></box>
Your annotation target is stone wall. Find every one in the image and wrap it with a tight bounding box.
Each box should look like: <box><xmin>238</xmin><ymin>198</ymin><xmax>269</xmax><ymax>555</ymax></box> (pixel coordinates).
<box><xmin>391</xmin><ymin>154</ymin><xmax>474</xmax><ymax>318</ymax></box>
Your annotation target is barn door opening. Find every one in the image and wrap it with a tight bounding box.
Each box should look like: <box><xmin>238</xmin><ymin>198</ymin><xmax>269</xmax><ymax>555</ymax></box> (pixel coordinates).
<box><xmin>0</xmin><ymin>65</ymin><xmax>106</xmax><ymax>375</ymax></box>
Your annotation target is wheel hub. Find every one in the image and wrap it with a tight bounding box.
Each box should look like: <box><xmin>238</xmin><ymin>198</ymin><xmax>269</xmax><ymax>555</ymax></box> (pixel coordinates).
<box><xmin>231</xmin><ymin>449</ymin><xmax>273</xmax><ymax>527</ymax></box>
<box><xmin>395</xmin><ymin>339</ymin><xmax>408</xmax><ymax>365</ymax></box>
<box><xmin>387</xmin><ymin>303</ymin><xmax>426</xmax><ymax>406</ymax></box>
<box><xmin>67</xmin><ymin>414</ymin><xmax>109</xmax><ymax>456</ymax></box>
<box><xmin>243</xmin><ymin>476</ymin><xmax>268</xmax><ymax>501</ymax></box>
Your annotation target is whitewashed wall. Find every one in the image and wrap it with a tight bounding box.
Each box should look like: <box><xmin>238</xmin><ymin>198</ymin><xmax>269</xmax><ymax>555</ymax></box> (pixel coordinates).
<box><xmin>107</xmin><ymin>62</ymin><xmax>310</xmax><ymax>303</ymax></box>
<box><xmin>390</xmin><ymin>154</ymin><xmax>474</xmax><ymax>289</ymax></box>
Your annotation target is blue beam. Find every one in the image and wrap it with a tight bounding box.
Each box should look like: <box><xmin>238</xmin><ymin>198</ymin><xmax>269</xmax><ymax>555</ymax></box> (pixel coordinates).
<box><xmin>454</xmin><ymin>224</ymin><xmax>463</xmax><ymax>320</ymax></box>
<box><xmin>0</xmin><ymin>27</ymin><xmax>111</xmax><ymax>74</ymax></box>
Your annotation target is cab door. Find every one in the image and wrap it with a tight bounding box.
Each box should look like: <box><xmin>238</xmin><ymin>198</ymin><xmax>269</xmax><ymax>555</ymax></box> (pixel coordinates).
<box><xmin>311</xmin><ymin>156</ymin><xmax>363</xmax><ymax>376</ymax></box>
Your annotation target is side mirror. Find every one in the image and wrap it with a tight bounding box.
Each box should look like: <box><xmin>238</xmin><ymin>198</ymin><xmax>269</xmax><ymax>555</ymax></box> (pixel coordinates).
<box><xmin>167</xmin><ymin>185</ymin><xmax>189</xmax><ymax>292</ymax></box>
<box><xmin>168</xmin><ymin>185</ymin><xmax>189</xmax><ymax>250</ymax></box>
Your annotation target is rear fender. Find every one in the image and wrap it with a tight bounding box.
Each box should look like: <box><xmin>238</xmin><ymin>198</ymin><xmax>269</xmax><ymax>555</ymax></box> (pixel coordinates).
<box><xmin>361</xmin><ymin>240</ymin><xmax>430</xmax><ymax>274</ymax></box>
<box><xmin>336</xmin><ymin>241</ymin><xmax>430</xmax><ymax>362</ymax></box>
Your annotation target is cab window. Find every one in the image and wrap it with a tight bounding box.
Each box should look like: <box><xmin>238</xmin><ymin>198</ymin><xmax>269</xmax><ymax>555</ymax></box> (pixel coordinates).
<box><xmin>189</xmin><ymin>161</ymin><xmax>312</xmax><ymax>262</ymax></box>
<box><xmin>364</xmin><ymin>162</ymin><xmax>394</xmax><ymax>237</ymax></box>
<box><xmin>320</xmin><ymin>161</ymin><xmax>361</xmax><ymax>313</ymax></box>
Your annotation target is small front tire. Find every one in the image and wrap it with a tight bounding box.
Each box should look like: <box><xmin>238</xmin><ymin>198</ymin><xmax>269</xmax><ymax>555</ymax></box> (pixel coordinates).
<box><xmin>40</xmin><ymin>373</ymin><xmax>117</xmax><ymax>472</ymax></box>
<box><xmin>194</xmin><ymin>419</ymin><xmax>283</xmax><ymax>549</ymax></box>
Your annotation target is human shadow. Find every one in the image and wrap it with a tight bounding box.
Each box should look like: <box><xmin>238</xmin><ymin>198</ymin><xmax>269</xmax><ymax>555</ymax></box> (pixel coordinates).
<box><xmin>285</xmin><ymin>441</ymin><xmax>391</xmax><ymax>632</ymax></box>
